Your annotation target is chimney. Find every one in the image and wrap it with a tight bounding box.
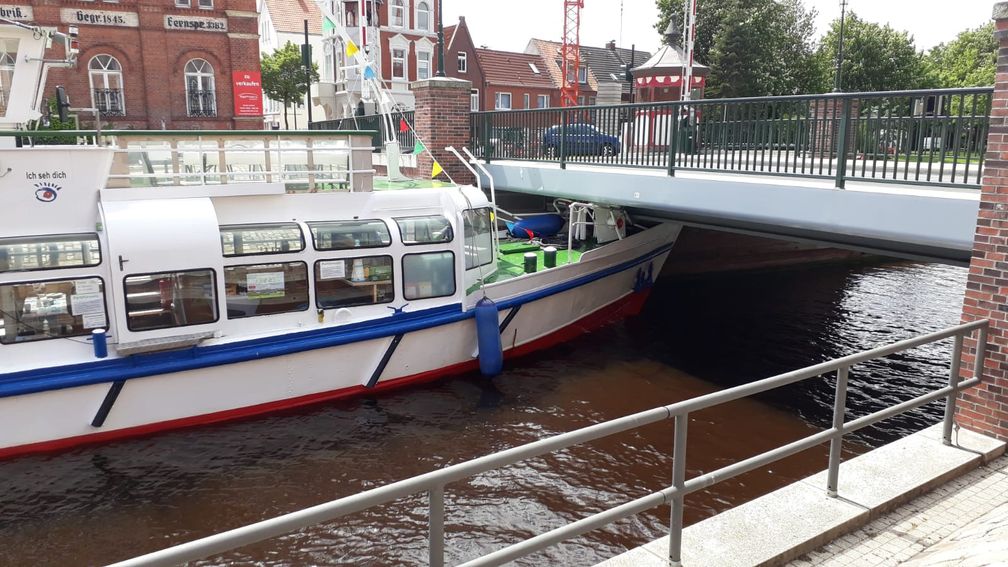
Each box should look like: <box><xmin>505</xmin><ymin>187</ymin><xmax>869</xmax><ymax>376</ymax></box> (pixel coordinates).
<box><xmin>606</xmin><ymin>40</ymin><xmax>616</xmax><ymax>51</ymax></box>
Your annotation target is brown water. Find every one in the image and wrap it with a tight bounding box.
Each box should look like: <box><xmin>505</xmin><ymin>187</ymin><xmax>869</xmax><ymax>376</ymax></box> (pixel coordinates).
<box><xmin>0</xmin><ymin>262</ymin><xmax>967</xmax><ymax>566</ymax></box>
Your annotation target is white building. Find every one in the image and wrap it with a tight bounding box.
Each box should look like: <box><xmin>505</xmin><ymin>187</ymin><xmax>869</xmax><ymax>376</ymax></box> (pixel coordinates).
<box><xmin>258</xmin><ymin>0</ymin><xmax>327</xmax><ymax>129</ymax></box>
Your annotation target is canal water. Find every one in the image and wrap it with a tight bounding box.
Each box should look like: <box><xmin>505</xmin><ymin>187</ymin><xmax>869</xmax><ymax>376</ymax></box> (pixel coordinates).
<box><xmin>0</xmin><ymin>262</ymin><xmax>967</xmax><ymax>566</ymax></box>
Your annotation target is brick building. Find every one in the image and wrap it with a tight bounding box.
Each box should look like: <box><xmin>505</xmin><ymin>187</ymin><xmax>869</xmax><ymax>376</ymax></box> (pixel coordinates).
<box><xmin>9</xmin><ymin>0</ymin><xmax>262</xmax><ymax>130</ymax></box>
<box><xmin>443</xmin><ymin>16</ymin><xmax>483</xmax><ymax>112</ymax></box>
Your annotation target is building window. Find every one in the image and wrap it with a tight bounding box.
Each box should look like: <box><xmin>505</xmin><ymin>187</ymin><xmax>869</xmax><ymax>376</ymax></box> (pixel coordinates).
<box><xmin>417</xmin><ymin>50</ymin><xmax>431</xmax><ymax>80</ymax></box>
<box><xmin>495</xmin><ymin>92</ymin><xmax>511</xmax><ymax>110</ymax></box>
<box><xmin>392</xmin><ymin>48</ymin><xmax>406</xmax><ymax>80</ymax></box>
<box><xmin>177</xmin><ymin>0</ymin><xmax>213</xmax><ymax>7</ymax></box>
<box><xmin>390</xmin><ymin>0</ymin><xmax>405</xmax><ymax>27</ymax></box>
<box><xmin>308</xmin><ymin>220</ymin><xmax>391</xmax><ymax>251</ymax></box>
<box><xmin>0</xmin><ymin>278</ymin><xmax>108</xmax><ymax>344</ymax></box>
<box><xmin>184</xmin><ymin>58</ymin><xmax>216</xmax><ymax>117</ymax></box>
<box><xmin>578</xmin><ymin>65</ymin><xmax>587</xmax><ymax>84</ymax></box>
<box><xmin>124</xmin><ymin>269</ymin><xmax>218</xmax><ymax>332</ymax></box>
<box><xmin>470</xmin><ymin>88</ymin><xmax>479</xmax><ymax>111</ymax></box>
<box><xmin>403</xmin><ymin>251</ymin><xmax>455</xmax><ymax>300</ymax></box>
<box><xmin>89</xmin><ymin>55</ymin><xmax>125</xmax><ymax>117</ymax></box>
<box><xmin>198</xmin><ymin>0</ymin><xmax>213</xmax><ymax>7</ymax></box>
<box><xmin>224</xmin><ymin>262</ymin><xmax>309</xmax><ymax>319</ymax></box>
<box><xmin>523</xmin><ymin>94</ymin><xmax>530</xmax><ymax>109</ymax></box>
<box><xmin>219</xmin><ymin>223</ymin><xmax>305</xmax><ymax>257</ymax></box>
<box><xmin>0</xmin><ymin>234</ymin><xmax>101</xmax><ymax>273</ymax></box>
<box><xmin>315</xmin><ymin>256</ymin><xmax>394</xmax><ymax>309</ymax></box>
<box><xmin>457</xmin><ymin>51</ymin><xmax>467</xmax><ymax>73</ymax></box>
<box><xmin>537</xmin><ymin>94</ymin><xmax>549</xmax><ymax>108</ymax></box>
<box><xmin>417</xmin><ymin>1</ymin><xmax>431</xmax><ymax>32</ymax></box>
<box><xmin>0</xmin><ymin>40</ymin><xmax>16</xmax><ymax>116</ymax></box>
<box><xmin>175</xmin><ymin>0</ymin><xmax>190</xmax><ymax>6</ymax></box>
<box><xmin>395</xmin><ymin>215</ymin><xmax>453</xmax><ymax>245</ymax></box>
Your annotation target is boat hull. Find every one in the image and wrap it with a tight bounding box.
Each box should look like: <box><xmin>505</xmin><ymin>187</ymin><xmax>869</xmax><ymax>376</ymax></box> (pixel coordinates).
<box><xmin>0</xmin><ymin>233</ymin><xmax>674</xmax><ymax>459</ymax></box>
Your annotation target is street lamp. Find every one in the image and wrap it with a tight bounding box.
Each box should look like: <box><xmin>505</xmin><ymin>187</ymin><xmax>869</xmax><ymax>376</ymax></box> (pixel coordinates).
<box><xmin>436</xmin><ymin>0</ymin><xmax>445</xmax><ymax>77</ymax></box>
<box><xmin>834</xmin><ymin>0</ymin><xmax>848</xmax><ymax>92</ymax></box>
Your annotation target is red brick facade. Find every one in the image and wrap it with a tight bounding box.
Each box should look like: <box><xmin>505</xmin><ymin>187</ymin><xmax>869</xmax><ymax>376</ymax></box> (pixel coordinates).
<box><xmin>11</xmin><ymin>0</ymin><xmax>262</xmax><ymax>130</ymax></box>
<box><xmin>957</xmin><ymin>3</ymin><xmax>1008</xmax><ymax>441</ymax></box>
<box><xmin>411</xmin><ymin>77</ymin><xmax>473</xmax><ymax>186</ymax></box>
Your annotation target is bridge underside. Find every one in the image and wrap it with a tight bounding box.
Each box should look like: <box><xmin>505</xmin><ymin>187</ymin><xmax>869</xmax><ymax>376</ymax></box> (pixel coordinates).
<box><xmin>482</xmin><ymin>162</ymin><xmax>980</xmax><ymax>265</ymax></box>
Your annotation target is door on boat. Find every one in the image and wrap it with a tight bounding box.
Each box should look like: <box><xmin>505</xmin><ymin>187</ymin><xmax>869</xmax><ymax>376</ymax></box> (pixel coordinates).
<box><xmin>100</xmin><ymin>196</ymin><xmax>225</xmax><ymax>349</ymax></box>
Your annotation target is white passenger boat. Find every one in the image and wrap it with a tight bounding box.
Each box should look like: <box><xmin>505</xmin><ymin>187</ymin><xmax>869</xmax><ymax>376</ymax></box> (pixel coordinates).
<box><xmin>0</xmin><ymin>21</ymin><xmax>680</xmax><ymax>458</ymax></box>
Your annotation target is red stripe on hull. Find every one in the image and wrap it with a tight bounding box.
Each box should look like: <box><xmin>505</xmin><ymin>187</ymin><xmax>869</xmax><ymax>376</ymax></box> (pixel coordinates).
<box><xmin>0</xmin><ymin>289</ymin><xmax>652</xmax><ymax>460</ymax></box>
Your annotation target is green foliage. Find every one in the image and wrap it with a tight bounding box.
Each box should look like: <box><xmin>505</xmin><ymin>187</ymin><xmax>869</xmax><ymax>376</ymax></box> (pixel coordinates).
<box><xmin>814</xmin><ymin>13</ymin><xmax>927</xmax><ymax>92</ymax></box>
<box><xmin>924</xmin><ymin>22</ymin><xmax>996</xmax><ymax>88</ymax></box>
<box><xmin>655</xmin><ymin>0</ymin><xmax>820</xmax><ymax>98</ymax></box>
<box><xmin>261</xmin><ymin>41</ymin><xmax>319</xmax><ymax>129</ymax></box>
<box><xmin>30</xmin><ymin>97</ymin><xmax>79</xmax><ymax>145</ymax></box>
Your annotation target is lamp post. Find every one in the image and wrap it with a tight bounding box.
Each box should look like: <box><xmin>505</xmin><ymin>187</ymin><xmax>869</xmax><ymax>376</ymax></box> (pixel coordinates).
<box><xmin>436</xmin><ymin>0</ymin><xmax>445</xmax><ymax>77</ymax></box>
<box><xmin>833</xmin><ymin>0</ymin><xmax>848</xmax><ymax>92</ymax></box>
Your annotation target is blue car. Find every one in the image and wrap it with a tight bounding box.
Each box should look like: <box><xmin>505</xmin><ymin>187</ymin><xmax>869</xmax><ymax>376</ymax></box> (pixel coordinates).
<box><xmin>543</xmin><ymin>124</ymin><xmax>621</xmax><ymax>158</ymax></box>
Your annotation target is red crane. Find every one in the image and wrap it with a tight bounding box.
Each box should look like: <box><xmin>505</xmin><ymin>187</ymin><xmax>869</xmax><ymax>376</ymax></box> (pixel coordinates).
<box><xmin>560</xmin><ymin>0</ymin><xmax>584</xmax><ymax>108</ymax></box>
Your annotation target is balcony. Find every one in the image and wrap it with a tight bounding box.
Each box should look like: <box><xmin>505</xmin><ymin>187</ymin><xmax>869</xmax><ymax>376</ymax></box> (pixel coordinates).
<box><xmin>93</xmin><ymin>88</ymin><xmax>125</xmax><ymax>117</ymax></box>
<box><xmin>187</xmin><ymin>90</ymin><xmax>217</xmax><ymax>118</ymax></box>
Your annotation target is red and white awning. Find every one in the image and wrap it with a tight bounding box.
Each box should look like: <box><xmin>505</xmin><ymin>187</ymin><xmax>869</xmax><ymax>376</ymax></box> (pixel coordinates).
<box><xmin>635</xmin><ymin>75</ymin><xmax>705</xmax><ymax>88</ymax></box>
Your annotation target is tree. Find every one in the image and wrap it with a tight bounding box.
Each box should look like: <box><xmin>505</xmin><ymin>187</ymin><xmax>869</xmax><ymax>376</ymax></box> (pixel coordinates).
<box><xmin>925</xmin><ymin>22</ymin><xmax>996</xmax><ymax>88</ymax></box>
<box><xmin>654</xmin><ymin>0</ymin><xmax>820</xmax><ymax>97</ymax></box>
<box><xmin>815</xmin><ymin>13</ymin><xmax>926</xmax><ymax>93</ymax></box>
<box><xmin>261</xmin><ymin>41</ymin><xmax>319</xmax><ymax>130</ymax></box>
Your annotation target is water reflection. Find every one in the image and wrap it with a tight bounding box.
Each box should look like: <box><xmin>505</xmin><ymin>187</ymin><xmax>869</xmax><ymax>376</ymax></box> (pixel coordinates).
<box><xmin>0</xmin><ymin>262</ymin><xmax>967</xmax><ymax>566</ymax></box>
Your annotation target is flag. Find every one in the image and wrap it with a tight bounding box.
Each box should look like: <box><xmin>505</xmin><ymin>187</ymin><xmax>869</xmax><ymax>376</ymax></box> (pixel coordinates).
<box><xmin>399</xmin><ymin>118</ymin><xmax>408</xmax><ymax>133</ymax></box>
<box><xmin>363</xmin><ymin>66</ymin><xmax>376</xmax><ymax>80</ymax></box>
<box><xmin>413</xmin><ymin>140</ymin><xmax>425</xmax><ymax>154</ymax></box>
<box><xmin>323</xmin><ymin>16</ymin><xmax>336</xmax><ymax>34</ymax></box>
<box><xmin>432</xmin><ymin>161</ymin><xmax>443</xmax><ymax>178</ymax></box>
<box><xmin>346</xmin><ymin>40</ymin><xmax>359</xmax><ymax>57</ymax></box>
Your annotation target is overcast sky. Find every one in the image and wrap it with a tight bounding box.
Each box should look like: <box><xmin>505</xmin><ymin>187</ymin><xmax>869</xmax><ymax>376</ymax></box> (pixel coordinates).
<box><xmin>442</xmin><ymin>0</ymin><xmax>995</xmax><ymax>55</ymax></box>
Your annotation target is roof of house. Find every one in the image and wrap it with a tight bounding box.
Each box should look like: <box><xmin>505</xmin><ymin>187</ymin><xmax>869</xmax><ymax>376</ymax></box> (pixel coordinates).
<box><xmin>578</xmin><ymin>44</ymin><xmax>652</xmax><ymax>95</ymax></box>
<box><xmin>475</xmin><ymin>49</ymin><xmax>555</xmax><ymax>90</ymax></box>
<box><xmin>444</xmin><ymin>24</ymin><xmax>458</xmax><ymax>50</ymax></box>
<box><xmin>264</xmin><ymin>0</ymin><xmax>323</xmax><ymax>35</ymax></box>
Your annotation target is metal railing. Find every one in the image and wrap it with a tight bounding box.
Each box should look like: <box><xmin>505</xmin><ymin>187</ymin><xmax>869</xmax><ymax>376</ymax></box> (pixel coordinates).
<box><xmin>108</xmin><ymin>319</ymin><xmax>989</xmax><ymax>567</ymax></box>
<box><xmin>471</xmin><ymin>87</ymin><xmax>992</xmax><ymax>188</ymax></box>
<box><xmin>186</xmin><ymin>89</ymin><xmax>217</xmax><ymax>117</ymax></box>
<box><xmin>6</xmin><ymin>129</ymin><xmax>378</xmax><ymax>193</ymax></box>
<box><xmin>92</xmin><ymin>88</ymin><xmax>125</xmax><ymax>117</ymax></box>
<box><xmin>311</xmin><ymin>110</ymin><xmax>416</xmax><ymax>153</ymax></box>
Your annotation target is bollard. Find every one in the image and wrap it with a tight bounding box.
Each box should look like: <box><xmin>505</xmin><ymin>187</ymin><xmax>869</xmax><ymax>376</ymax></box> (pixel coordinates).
<box><xmin>92</xmin><ymin>328</ymin><xmax>108</xmax><ymax>359</ymax></box>
<box><xmin>523</xmin><ymin>252</ymin><xmax>537</xmax><ymax>274</ymax></box>
<box><xmin>543</xmin><ymin>246</ymin><xmax>557</xmax><ymax>268</ymax></box>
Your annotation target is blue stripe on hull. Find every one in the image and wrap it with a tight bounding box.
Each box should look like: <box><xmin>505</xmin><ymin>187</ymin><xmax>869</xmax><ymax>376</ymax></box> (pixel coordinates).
<box><xmin>0</xmin><ymin>242</ymin><xmax>674</xmax><ymax>398</ymax></box>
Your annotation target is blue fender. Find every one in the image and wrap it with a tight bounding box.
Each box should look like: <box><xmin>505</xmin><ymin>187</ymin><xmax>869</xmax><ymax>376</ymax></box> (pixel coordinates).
<box><xmin>474</xmin><ymin>297</ymin><xmax>503</xmax><ymax>376</ymax></box>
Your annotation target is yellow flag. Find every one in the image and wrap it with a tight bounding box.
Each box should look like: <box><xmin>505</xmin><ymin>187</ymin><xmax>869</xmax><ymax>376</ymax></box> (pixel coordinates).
<box><xmin>431</xmin><ymin>161</ymin><xmax>443</xmax><ymax>178</ymax></box>
<box><xmin>346</xmin><ymin>40</ymin><xmax>359</xmax><ymax>57</ymax></box>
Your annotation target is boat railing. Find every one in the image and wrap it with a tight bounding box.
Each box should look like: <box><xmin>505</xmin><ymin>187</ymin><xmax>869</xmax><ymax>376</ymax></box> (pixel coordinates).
<box><xmin>108</xmin><ymin>320</ymin><xmax>989</xmax><ymax>567</ymax></box>
<box><xmin>2</xmin><ymin>129</ymin><xmax>379</xmax><ymax>193</ymax></box>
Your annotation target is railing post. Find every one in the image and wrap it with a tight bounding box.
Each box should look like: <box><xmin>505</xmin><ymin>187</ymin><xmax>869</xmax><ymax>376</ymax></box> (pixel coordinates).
<box><xmin>668</xmin><ymin>104</ymin><xmax>680</xmax><ymax>177</ymax></box>
<box><xmin>668</xmin><ymin>413</ymin><xmax>688</xmax><ymax>566</ymax></box>
<box><xmin>834</xmin><ymin>96</ymin><xmax>852</xmax><ymax>189</ymax></box>
<box><xmin>429</xmin><ymin>485</ymin><xmax>445</xmax><ymax>567</ymax></box>
<box><xmin>942</xmin><ymin>334</ymin><xmax>966</xmax><ymax>445</ymax></box>
<box><xmin>826</xmin><ymin>365</ymin><xmax>849</xmax><ymax>497</ymax></box>
<box><xmin>481</xmin><ymin>113</ymin><xmax>491</xmax><ymax>164</ymax></box>
<box><xmin>559</xmin><ymin>112</ymin><xmax>568</xmax><ymax>170</ymax></box>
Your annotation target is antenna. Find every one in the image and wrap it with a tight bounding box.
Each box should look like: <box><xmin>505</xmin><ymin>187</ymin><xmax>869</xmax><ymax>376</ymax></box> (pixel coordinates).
<box><xmin>619</xmin><ymin>0</ymin><xmax>624</xmax><ymax>47</ymax></box>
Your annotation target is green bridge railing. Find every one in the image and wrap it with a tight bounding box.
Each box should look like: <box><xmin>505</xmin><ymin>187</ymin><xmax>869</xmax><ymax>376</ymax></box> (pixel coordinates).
<box><xmin>470</xmin><ymin>87</ymin><xmax>992</xmax><ymax>188</ymax></box>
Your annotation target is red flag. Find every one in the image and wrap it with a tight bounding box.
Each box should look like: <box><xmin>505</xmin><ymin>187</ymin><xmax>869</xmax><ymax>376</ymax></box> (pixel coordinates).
<box><xmin>399</xmin><ymin>118</ymin><xmax>408</xmax><ymax>133</ymax></box>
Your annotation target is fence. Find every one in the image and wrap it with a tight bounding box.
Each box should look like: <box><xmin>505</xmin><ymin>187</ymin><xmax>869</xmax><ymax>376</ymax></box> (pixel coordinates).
<box><xmin>108</xmin><ymin>319</ymin><xmax>988</xmax><ymax>567</ymax></box>
<box><xmin>470</xmin><ymin>87</ymin><xmax>992</xmax><ymax>188</ymax></box>
<box><xmin>311</xmin><ymin>110</ymin><xmax>416</xmax><ymax>154</ymax></box>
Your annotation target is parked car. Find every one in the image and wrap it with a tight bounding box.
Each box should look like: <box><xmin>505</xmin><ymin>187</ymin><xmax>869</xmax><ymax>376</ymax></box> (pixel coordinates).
<box><xmin>543</xmin><ymin>124</ymin><xmax>621</xmax><ymax>158</ymax></box>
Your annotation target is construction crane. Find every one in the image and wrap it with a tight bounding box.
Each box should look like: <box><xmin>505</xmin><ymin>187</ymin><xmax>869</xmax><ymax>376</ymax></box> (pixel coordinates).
<box><xmin>559</xmin><ymin>0</ymin><xmax>584</xmax><ymax>107</ymax></box>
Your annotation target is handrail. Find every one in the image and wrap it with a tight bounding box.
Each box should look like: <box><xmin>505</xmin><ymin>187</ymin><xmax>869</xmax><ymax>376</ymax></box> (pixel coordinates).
<box><xmin>108</xmin><ymin>319</ymin><xmax>989</xmax><ymax>567</ymax></box>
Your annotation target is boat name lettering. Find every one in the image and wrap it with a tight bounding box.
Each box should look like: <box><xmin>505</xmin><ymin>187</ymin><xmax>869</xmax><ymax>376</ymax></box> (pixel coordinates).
<box><xmin>26</xmin><ymin>170</ymin><xmax>67</xmax><ymax>181</ymax></box>
<box><xmin>60</xmin><ymin>9</ymin><xmax>139</xmax><ymax>27</ymax></box>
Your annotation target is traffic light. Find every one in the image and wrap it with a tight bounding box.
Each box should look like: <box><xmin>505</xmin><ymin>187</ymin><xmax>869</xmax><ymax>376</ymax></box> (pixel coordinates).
<box><xmin>54</xmin><ymin>86</ymin><xmax>70</xmax><ymax>122</ymax></box>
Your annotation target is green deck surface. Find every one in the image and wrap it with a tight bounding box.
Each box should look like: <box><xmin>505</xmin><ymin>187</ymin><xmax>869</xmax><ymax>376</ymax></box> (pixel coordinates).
<box><xmin>467</xmin><ymin>241</ymin><xmax>584</xmax><ymax>294</ymax></box>
<box><xmin>372</xmin><ymin>178</ymin><xmax>455</xmax><ymax>190</ymax></box>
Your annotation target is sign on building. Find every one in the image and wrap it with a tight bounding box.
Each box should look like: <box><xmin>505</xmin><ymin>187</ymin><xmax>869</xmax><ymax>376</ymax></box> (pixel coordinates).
<box><xmin>60</xmin><ymin>9</ymin><xmax>140</xmax><ymax>28</ymax></box>
<box><xmin>164</xmin><ymin>15</ymin><xmax>228</xmax><ymax>33</ymax></box>
<box><xmin>0</xmin><ymin>5</ymin><xmax>32</xmax><ymax>21</ymax></box>
<box><xmin>232</xmin><ymin>71</ymin><xmax>264</xmax><ymax>117</ymax></box>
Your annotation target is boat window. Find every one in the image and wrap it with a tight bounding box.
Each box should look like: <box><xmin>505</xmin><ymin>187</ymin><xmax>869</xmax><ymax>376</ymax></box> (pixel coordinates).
<box><xmin>402</xmin><ymin>251</ymin><xmax>456</xmax><ymax>300</ymax></box>
<box><xmin>219</xmin><ymin>223</ymin><xmax>305</xmax><ymax>257</ymax></box>
<box><xmin>224</xmin><ymin>262</ymin><xmax>309</xmax><ymax>319</ymax></box>
<box><xmin>0</xmin><ymin>277</ymin><xmax>107</xmax><ymax>345</ymax></box>
<box><xmin>396</xmin><ymin>215</ymin><xmax>453</xmax><ymax>245</ymax></box>
<box><xmin>124</xmin><ymin>269</ymin><xmax>218</xmax><ymax>332</ymax></box>
<box><xmin>308</xmin><ymin>220</ymin><xmax>391</xmax><ymax>251</ymax></box>
<box><xmin>315</xmin><ymin>256</ymin><xmax>394</xmax><ymax>309</ymax></box>
<box><xmin>463</xmin><ymin>209</ymin><xmax>494</xmax><ymax>270</ymax></box>
<box><xmin>0</xmin><ymin>233</ymin><xmax>101</xmax><ymax>273</ymax></box>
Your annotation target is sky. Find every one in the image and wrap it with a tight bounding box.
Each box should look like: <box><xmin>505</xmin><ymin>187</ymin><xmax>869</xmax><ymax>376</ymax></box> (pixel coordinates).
<box><xmin>442</xmin><ymin>0</ymin><xmax>996</xmax><ymax>56</ymax></box>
